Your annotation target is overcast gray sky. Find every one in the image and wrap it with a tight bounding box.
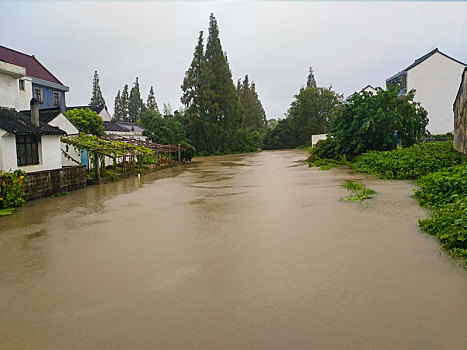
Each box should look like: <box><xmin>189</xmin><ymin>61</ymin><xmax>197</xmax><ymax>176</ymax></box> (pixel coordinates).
<box><xmin>1</xmin><ymin>1</ymin><xmax>466</xmax><ymax>119</ymax></box>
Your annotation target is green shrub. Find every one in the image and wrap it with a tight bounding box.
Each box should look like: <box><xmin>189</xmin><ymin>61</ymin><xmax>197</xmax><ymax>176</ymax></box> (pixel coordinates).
<box><xmin>352</xmin><ymin>141</ymin><xmax>462</xmax><ymax>179</ymax></box>
<box><xmin>0</xmin><ymin>169</ymin><xmax>26</xmax><ymax>209</ymax></box>
<box><xmin>419</xmin><ymin>198</ymin><xmax>467</xmax><ymax>262</ymax></box>
<box><xmin>415</xmin><ymin>164</ymin><xmax>467</xmax><ymax>207</ymax></box>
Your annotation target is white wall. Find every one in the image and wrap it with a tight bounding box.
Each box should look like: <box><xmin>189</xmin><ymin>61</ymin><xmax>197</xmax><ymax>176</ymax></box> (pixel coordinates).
<box><xmin>408</xmin><ymin>52</ymin><xmax>466</xmax><ymax>134</ymax></box>
<box><xmin>99</xmin><ymin>109</ymin><xmax>112</xmax><ymax>121</ymax></box>
<box><xmin>311</xmin><ymin>134</ymin><xmax>327</xmax><ymax>146</ymax></box>
<box><xmin>48</xmin><ymin>113</ymin><xmax>79</xmax><ymax>135</ymax></box>
<box><xmin>0</xmin><ymin>132</ymin><xmax>63</xmax><ymax>173</ymax></box>
<box><xmin>0</xmin><ymin>62</ymin><xmax>32</xmax><ymax>111</ymax></box>
<box><xmin>0</xmin><ymin>131</ymin><xmax>19</xmax><ymax>171</ymax></box>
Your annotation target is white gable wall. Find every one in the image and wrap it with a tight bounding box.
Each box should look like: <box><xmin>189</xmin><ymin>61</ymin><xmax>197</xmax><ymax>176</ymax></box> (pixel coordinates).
<box><xmin>407</xmin><ymin>52</ymin><xmax>466</xmax><ymax>134</ymax></box>
<box><xmin>48</xmin><ymin>113</ymin><xmax>79</xmax><ymax>135</ymax></box>
<box><xmin>99</xmin><ymin>108</ymin><xmax>112</xmax><ymax>121</ymax></box>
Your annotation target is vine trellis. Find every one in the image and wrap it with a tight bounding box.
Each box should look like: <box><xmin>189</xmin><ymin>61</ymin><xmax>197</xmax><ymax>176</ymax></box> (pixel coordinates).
<box><xmin>61</xmin><ymin>134</ymin><xmax>192</xmax><ymax>179</ymax></box>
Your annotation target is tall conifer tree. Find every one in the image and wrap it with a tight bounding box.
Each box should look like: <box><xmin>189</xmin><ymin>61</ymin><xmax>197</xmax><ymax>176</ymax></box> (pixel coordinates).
<box><xmin>306</xmin><ymin>67</ymin><xmax>317</xmax><ymax>88</ymax></box>
<box><xmin>121</xmin><ymin>84</ymin><xmax>130</xmax><ymax>122</ymax></box>
<box><xmin>146</xmin><ymin>86</ymin><xmax>159</xmax><ymax>113</ymax></box>
<box><xmin>203</xmin><ymin>13</ymin><xmax>244</xmax><ymax>153</ymax></box>
<box><xmin>114</xmin><ymin>90</ymin><xmax>123</xmax><ymax>121</ymax></box>
<box><xmin>128</xmin><ymin>77</ymin><xmax>144</xmax><ymax>123</ymax></box>
<box><xmin>90</xmin><ymin>70</ymin><xmax>106</xmax><ymax>109</ymax></box>
<box><xmin>181</xmin><ymin>31</ymin><xmax>207</xmax><ymax>153</ymax></box>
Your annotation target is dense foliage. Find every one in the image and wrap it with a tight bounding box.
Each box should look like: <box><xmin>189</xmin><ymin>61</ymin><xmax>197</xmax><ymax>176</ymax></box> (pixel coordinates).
<box><xmin>180</xmin><ymin>14</ymin><xmax>267</xmax><ymax>155</ymax></box>
<box><xmin>65</xmin><ymin>108</ymin><xmax>104</xmax><ymax>136</ymax></box>
<box><xmin>0</xmin><ymin>169</ymin><xmax>26</xmax><ymax>211</ymax></box>
<box><xmin>352</xmin><ymin>141</ymin><xmax>462</xmax><ymax>179</ymax></box>
<box><xmin>415</xmin><ymin>164</ymin><xmax>467</xmax><ymax>263</ymax></box>
<box><xmin>139</xmin><ymin>109</ymin><xmax>189</xmax><ymax>146</ymax></box>
<box><xmin>330</xmin><ymin>87</ymin><xmax>428</xmax><ymax>158</ymax></box>
<box><xmin>263</xmin><ymin>68</ymin><xmax>342</xmax><ymax>149</ymax></box>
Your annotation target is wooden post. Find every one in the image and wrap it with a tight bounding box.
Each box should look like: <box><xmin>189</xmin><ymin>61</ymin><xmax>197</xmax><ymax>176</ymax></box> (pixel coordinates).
<box><xmin>178</xmin><ymin>144</ymin><xmax>181</xmax><ymax>163</ymax></box>
<box><xmin>96</xmin><ymin>154</ymin><xmax>100</xmax><ymax>180</ymax></box>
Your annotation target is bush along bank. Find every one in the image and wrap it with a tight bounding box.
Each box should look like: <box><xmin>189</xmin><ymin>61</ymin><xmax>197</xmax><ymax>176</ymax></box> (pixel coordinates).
<box><xmin>415</xmin><ymin>165</ymin><xmax>467</xmax><ymax>263</ymax></box>
<box><xmin>348</xmin><ymin>141</ymin><xmax>465</xmax><ymax>265</ymax></box>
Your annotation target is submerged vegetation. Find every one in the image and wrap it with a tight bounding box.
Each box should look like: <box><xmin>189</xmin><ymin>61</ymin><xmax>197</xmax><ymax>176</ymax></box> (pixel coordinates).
<box><xmin>341</xmin><ymin>180</ymin><xmax>375</xmax><ymax>202</ymax></box>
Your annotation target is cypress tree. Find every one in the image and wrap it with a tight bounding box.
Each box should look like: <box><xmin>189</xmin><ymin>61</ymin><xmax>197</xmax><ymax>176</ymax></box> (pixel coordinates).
<box><xmin>90</xmin><ymin>70</ymin><xmax>106</xmax><ymax>109</ymax></box>
<box><xmin>181</xmin><ymin>31</ymin><xmax>208</xmax><ymax>153</ymax></box>
<box><xmin>204</xmin><ymin>13</ymin><xmax>244</xmax><ymax>153</ymax></box>
<box><xmin>113</xmin><ymin>90</ymin><xmax>123</xmax><ymax>121</ymax></box>
<box><xmin>237</xmin><ymin>75</ymin><xmax>267</xmax><ymax>131</ymax></box>
<box><xmin>306</xmin><ymin>67</ymin><xmax>317</xmax><ymax>88</ymax></box>
<box><xmin>121</xmin><ymin>84</ymin><xmax>130</xmax><ymax>122</ymax></box>
<box><xmin>128</xmin><ymin>77</ymin><xmax>144</xmax><ymax>123</ymax></box>
<box><xmin>146</xmin><ymin>85</ymin><xmax>159</xmax><ymax>113</ymax></box>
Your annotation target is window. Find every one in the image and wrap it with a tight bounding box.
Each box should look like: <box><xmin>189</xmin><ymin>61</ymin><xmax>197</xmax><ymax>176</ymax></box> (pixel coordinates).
<box><xmin>16</xmin><ymin>135</ymin><xmax>39</xmax><ymax>166</ymax></box>
<box><xmin>53</xmin><ymin>91</ymin><xmax>61</xmax><ymax>106</ymax></box>
<box><xmin>34</xmin><ymin>88</ymin><xmax>43</xmax><ymax>103</ymax></box>
<box><xmin>19</xmin><ymin>80</ymin><xmax>25</xmax><ymax>91</ymax></box>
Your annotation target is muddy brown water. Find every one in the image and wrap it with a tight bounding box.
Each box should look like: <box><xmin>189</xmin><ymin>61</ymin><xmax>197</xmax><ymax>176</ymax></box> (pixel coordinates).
<box><xmin>1</xmin><ymin>150</ymin><xmax>466</xmax><ymax>349</ymax></box>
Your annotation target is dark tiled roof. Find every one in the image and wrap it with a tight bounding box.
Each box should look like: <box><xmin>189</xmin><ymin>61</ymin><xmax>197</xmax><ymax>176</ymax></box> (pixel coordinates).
<box><xmin>103</xmin><ymin>121</ymin><xmax>128</xmax><ymax>132</ymax></box>
<box><xmin>0</xmin><ymin>108</ymin><xmax>65</xmax><ymax>135</ymax></box>
<box><xmin>116</xmin><ymin>122</ymin><xmax>145</xmax><ymax>133</ymax></box>
<box><xmin>66</xmin><ymin>105</ymin><xmax>105</xmax><ymax>114</ymax></box>
<box><xmin>0</xmin><ymin>45</ymin><xmax>64</xmax><ymax>85</ymax></box>
<box><xmin>21</xmin><ymin>108</ymin><xmax>62</xmax><ymax>124</ymax></box>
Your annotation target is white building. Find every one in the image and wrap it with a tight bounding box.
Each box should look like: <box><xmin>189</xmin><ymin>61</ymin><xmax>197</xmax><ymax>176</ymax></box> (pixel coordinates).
<box><xmin>0</xmin><ymin>107</ymin><xmax>65</xmax><ymax>173</ymax></box>
<box><xmin>386</xmin><ymin>48</ymin><xmax>466</xmax><ymax>134</ymax></box>
<box><xmin>345</xmin><ymin>85</ymin><xmax>378</xmax><ymax>101</ymax></box>
<box><xmin>66</xmin><ymin>105</ymin><xmax>112</xmax><ymax>121</ymax></box>
<box><xmin>0</xmin><ymin>61</ymin><xmax>33</xmax><ymax>111</ymax></box>
<box><xmin>21</xmin><ymin>108</ymin><xmax>80</xmax><ymax>166</ymax></box>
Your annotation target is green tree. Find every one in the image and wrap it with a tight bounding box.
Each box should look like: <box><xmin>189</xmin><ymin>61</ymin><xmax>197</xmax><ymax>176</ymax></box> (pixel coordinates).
<box><xmin>113</xmin><ymin>90</ymin><xmax>123</xmax><ymax>121</ymax></box>
<box><xmin>146</xmin><ymin>85</ymin><xmax>159</xmax><ymax>113</ymax></box>
<box><xmin>128</xmin><ymin>77</ymin><xmax>144</xmax><ymax>123</ymax></box>
<box><xmin>181</xmin><ymin>31</ymin><xmax>208</xmax><ymax>153</ymax></box>
<box><xmin>66</xmin><ymin>108</ymin><xmax>104</xmax><ymax>136</ymax></box>
<box><xmin>330</xmin><ymin>86</ymin><xmax>428</xmax><ymax>158</ymax></box>
<box><xmin>306</xmin><ymin>67</ymin><xmax>317</xmax><ymax>88</ymax></box>
<box><xmin>236</xmin><ymin>75</ymin><xmax>267</xmax><ymax>132</ymax></box>
<box><xmin>203</xmin><ymin>13</ymin><xmax>244</xmax><ymax>153</ymax></box>
<box><xmin>89</xmin><ymin>70</ymin><xmax>106</xmax><ymax>109</ymax></box>
<box><xmin>121</xmin><ymin>84</ymin><xmax>130</xmax><ymax>122</ymax></box>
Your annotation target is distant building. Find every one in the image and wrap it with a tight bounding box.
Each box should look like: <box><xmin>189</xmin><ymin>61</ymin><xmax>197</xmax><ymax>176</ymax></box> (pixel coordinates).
<box><xmin>386</xmin><ymin>48</ymin><xmax>466</xmax><ymax>134</ymax></box>
<box><xmin>103</xmin><ymin>121</ymin><xmax>146</xmax><ymax>140</ymax></box>
<box><xmin>345</xmin><ymin>85</ymin><xmax>378</xmax><ymax>101</ymax></box>
<box><xmin>66</xmin><ymin>105</ymin><xmax>112</xmax><ymax>122</ymax></box>
<box><xmin>453</xmin><ymin>68</ymin><xmax>467</xmax><ymax>154</ymax></box>
<box><xmin>0</xmin><ymin>45</ymin><xmax>69</xmax><ymax>113</ymax></box>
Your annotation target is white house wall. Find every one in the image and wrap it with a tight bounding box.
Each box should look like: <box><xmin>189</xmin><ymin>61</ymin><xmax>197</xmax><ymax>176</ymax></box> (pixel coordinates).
<box><xmin>0</xmin><ymin>72</ymin><xmax>21</xmax><ymax>110</ymax></box>
<box><xmin>407</xmin><ymin>52</ymin><xmax>466</xmax><ymax>134</ymax></box>
<box><xmin>18</xmin><ymin>77</ymin><xmax>33</xmax><ymax>111</ymax></box>
<box><xmin>48</xmin><ymin>113</ymin><xmax>79</xmax><ymax>135</ymax></box>
<box><xmin>0</xmin><ymin>131</ymin><xmax>18</xmax><ymax>171</ymax></box>
<box><xmin>99</xmin><ymin>109</ymin><xmax>112</xmax><ymax>121</ymax></box>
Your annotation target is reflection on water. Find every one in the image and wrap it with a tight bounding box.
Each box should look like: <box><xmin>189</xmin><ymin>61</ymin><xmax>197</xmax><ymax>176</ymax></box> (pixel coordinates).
<box><xmin>1</xmin><ymin>150</ymin><xmax>466</xmax><ymax>350</ymax></box>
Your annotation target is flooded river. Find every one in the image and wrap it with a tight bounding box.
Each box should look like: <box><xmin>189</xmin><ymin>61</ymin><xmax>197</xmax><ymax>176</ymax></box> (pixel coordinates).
<box><xmin>1</xmin><ymin>150</ymin><xmax>466</xmax><ymax>349</ymax></box>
